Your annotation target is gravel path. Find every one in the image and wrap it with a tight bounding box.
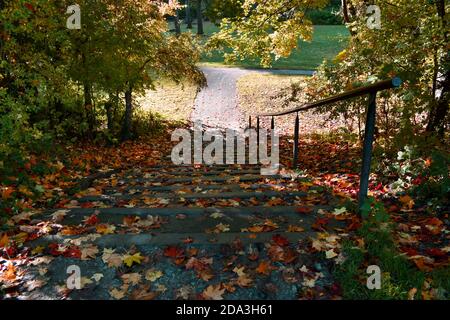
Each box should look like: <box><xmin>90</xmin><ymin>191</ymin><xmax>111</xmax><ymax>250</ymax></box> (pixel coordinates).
<box><xmin>191</xmin><ymin>67</ymin><xmax>314</xmax><ymax>130</ymax></box>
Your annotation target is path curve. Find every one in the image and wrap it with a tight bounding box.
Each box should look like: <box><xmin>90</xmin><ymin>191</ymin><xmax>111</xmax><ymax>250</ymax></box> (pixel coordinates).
<box><xmin>191</xmin><ymin>67</ymin><xmax>314</xmax><ymax>130</ymax></box>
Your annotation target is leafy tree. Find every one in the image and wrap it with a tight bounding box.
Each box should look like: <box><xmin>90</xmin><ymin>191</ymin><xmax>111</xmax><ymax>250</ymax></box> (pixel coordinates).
<box><xmin>205</xmin><ymin>0</ymin><xmax>244</xmax><ymax>24</ymax></box>
<box><xmin>211</xmin><ymin>0</ymin><xmax>449</xmax><ymax>139</ymax></box>
<box><xmin>85</xmin><ymin>0</ymin><xmax>205</xmax><ymax>141</ymax></box>
<box><xmin>306</xmin><ymin>0</ymin><xmax>449</xmax><ymax>139</ymax></box>
<box><xmin>208</xmin><ymin>0</ymin><xmax>329</xmax><ymax>66</ymax></box>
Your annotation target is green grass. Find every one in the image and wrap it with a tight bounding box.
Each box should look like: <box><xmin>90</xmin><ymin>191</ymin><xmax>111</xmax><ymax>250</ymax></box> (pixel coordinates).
<box><xmin>180</xmin><ymin>22</ymin><xmax>350</xmax><ymax>70</ymax></box>
<box><xmin>334</xmin><ymin>200</ymin><xmax>449</xmax><ymax>300</ymax></box>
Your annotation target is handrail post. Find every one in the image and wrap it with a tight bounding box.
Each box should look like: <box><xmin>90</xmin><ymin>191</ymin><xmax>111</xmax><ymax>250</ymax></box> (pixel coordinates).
<box><xmin>249</xmin><ymin>116</ymin><xmax>252</xmax><ymax>129</ymax></box>
<box><xmin>293</xmin><ymin>112</ymin><xmax>299</xmax><ymax>168</ymax></box>
<box><xmin>359</xmin><ymin>91</ymin><xmax>377</xmax><ymax>212</ymax></box>
<box><xmin>271</xmin><ymin>116</ymin><xmax>275</xmax><ymax>130</ymax></box>
<box><xmin>256</xmin><ymin>117</ymin><xmax>260</xmax><ymax>161</ymax></box>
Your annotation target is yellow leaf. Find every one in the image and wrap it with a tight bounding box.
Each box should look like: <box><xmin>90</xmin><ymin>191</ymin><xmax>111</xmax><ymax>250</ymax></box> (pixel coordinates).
<box><xmin>123</xmin><ymin>252</ymin><xmax>144</xmax><ymax>267</ymax></box>
<box><xmin>31</xmin><ymin>246</ymin><xmax>45</xmax><ymax>255</ymax></box>
<box><xmin>13</xmin><ymin>232</ymin><xmax>28</xmax><ymax>244</ymax></box>
<box><xmin>145</xmin><ymin>269</ymin><xmax>163</xmax><ymax>282</ymax></box>
<box><xmin>18</xmin><ymin>185</ymin><xmax>33</xmax><ymax>197</ymax></box>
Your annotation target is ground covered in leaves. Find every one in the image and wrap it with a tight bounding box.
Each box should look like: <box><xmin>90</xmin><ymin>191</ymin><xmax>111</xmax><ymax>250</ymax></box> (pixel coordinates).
<box><xmin>1</xmin><ymin>130</ymin><xmax>448</xmax><ymax>300</ymax></box>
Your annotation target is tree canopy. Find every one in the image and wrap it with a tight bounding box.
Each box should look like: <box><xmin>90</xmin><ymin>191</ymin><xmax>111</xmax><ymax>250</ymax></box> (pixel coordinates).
<box><xmin>209</xmin><ymin>0</ymin><xmax>449</xmax><ymax>137</ymax></box>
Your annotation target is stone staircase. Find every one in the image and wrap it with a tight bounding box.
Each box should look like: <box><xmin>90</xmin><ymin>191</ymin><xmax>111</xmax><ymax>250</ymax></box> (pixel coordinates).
<box><xmin>23</xmin><ymin>137</ymin><xmax>345</xmax><ymax>300</ymax></box>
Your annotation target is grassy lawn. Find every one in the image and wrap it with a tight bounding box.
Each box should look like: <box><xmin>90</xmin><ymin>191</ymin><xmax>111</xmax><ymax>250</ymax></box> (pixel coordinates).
<box><xmin>180</xmin><ymin>22</ymin><xmax>350</xmax><ymax>70</ymax></box>
<box><xmin>136</xmin><ymin>80</ymin><xmax>198</xmax><ymax>122</ymax></box>
<box><xmin>237</xmin><ymin>73</ymin><xmax>349</xmax><ymax>135</ymax></box>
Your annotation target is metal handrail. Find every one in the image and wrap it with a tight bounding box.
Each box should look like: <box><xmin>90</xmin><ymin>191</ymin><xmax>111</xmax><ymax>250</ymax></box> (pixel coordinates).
<box><xmin>250</xmin><ymin>77</ymin><xmax>402</xmax><ymax>212</ymax></box>
<box><xmin>259</xmin><ymin>78</ymin><xmax>402</xmax><ymax>117</ymax></box>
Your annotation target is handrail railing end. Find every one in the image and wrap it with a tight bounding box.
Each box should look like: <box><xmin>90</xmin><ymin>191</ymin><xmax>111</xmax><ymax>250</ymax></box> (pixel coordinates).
<box><xmin>392</xmin><ymin>77</ymin><xmax>402</xmax><ymax>88</ymax></box>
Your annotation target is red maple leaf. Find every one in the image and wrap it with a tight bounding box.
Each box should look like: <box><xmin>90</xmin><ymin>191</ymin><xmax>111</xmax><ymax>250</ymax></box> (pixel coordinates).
<box><xmin>425</xmin><ymin>248</ymin><xmax>447</xmax><ymax>258</ymax></box>
<box><xmin>312</xmin><ymin>218</ymin><xmax>329</xmax><ymax>231</ymax></box>
<box><xmin>84</xmin><ymin>214</ymin><xmax>99</xmax><ymax>225</ymax></box>
<box><xmin>164</xmin><ymin>246</ymin><xmax>184</xmax><ymax>259</ymax></box>
<box><xmin>296</xmin><ymin>206</ymin><xmax>312</xmax><ymax>214</ymax></box>
<box><xmin>272</xmin><ymin>234</ymin><xmax>289</xmax><ymax>247</ymax></box>
<box><xmin>64</xmin><ymin>246</ymin><xmax>81</xmax><ymax>258</ymax></box>
<box><xmin>81</xmin><ymin>202</ymin><xmax>95</xmax><ymax>209</ymax></box>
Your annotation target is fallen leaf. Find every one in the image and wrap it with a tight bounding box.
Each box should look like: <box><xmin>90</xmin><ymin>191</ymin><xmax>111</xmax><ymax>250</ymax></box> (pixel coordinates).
<box><xmin>399</xmin><ymin>195</ymin><xmax>414</xmax><ymax>210</ymax></box>
<box><xmin>123</xmin><ymin>252</ymin><xmax>144</xmax><ymax>267</ymax></box>
<box><xmin>121</xmin><ymin>273</ymin><xmax>142</xmax><ymax>285</ymax></box>
<box><xmin>51</xmin><ymin>209</ymin><xmax>69</xmax><ymax>222</ymax></box>
<box><xmin>110</xmin><ymin>286</ymin><xmax>128</xmax><ymax>300</ymax></box>
<box><xmin>0</xmin><ymin>233</ymin><xmax>9</xmax><ymax>247</ymax></box>
<box><xmin>232</xmin><ymin>266</ymin><xmax>246</xmax><ymax>277</ymax></box>
<box><xmin>287</xmin><ymin>225</ymin><xmax>305</xmax><ymax>232</ymax></box>
<box><xmin>91</xmin><ymin>273</ymin><xmax>104</xmax><ymax>282</ymax></box>
<box><xmin>102</xmin><ymin>248</ymin><xmax>123</xmax><ymax>268</ymax></box>
<box><xmin>325</xmin><ymin>249</ymin><xmax>338</xmax><ymax>259</ymax></box>
<box><xmin>80</xmin><ymin>245</ymin><xmax>99</xmax><ymax>260</ymax></box>
<box><xmin>145</xmin><ymin>269</ymin><xmax>163</xmax><ymax>282</ymax></box>
<box><xmin>129</xmin><ymin>284</ymin><xmax>158</xmax><ymax>300</ymax></box>
<box><xmin>202</xmin><ymin>284</ymin><xmax>225</xmax><ymax>300</ymax></box>
<box><xmin>272</xmin><ymin>234</ymin><xmax>289</xmax><ymax>247</ymax></box>
<box><xmin>256</xmin><ymin>261</ymin><xmax>272</xmax><ymax>275</ymax></box>
<box><xmin>24</xmin><ymin>279</ymin><xmax>45</xmax><ymax>292</ymax></box>
<box><xmin>96</xmin><ymin>224</ymin><xmax>116</xmax><ymax>235</ymax></box>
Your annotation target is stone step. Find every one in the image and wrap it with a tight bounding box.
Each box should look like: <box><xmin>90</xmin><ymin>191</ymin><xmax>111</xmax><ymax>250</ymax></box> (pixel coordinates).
<box><xmin>116</xmin><ymin>174</ymin><xmax>288</xmax><ymax>185</ymax></box>
<box><xmin>126</xmin><ymin>169</ymin><xmax>263</xmax><ymax>177</ymax></box>
<box><xmin>44</xmin><ymin>205</ymin><xmax>337</xmax><ymax>227</ymax></box>
<box><xmin>102</xmin><ymin>183</ymin><xmax>281</xmax><ymax>194</ymax></box>
<box><xmin>47</xmin><ymin>205</ymin><xmax>330</xmax><ymax>218</ymax></box>
<box><xmin>76</xmin><ymin>190</ymin><xmax>308</xmax><ymax>203</ymax></box>
<box><xmin>29</xmin><ymin>231</ymin><xmax>315</xmax><ymax>247</ymax></box>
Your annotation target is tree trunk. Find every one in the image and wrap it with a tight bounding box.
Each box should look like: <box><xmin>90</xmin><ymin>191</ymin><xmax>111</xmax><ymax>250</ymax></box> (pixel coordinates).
<box><xmin>84</xmin><ymin>83</ymin><xmax>95</xmax><ymax>137</ymax></box>
<box><xmin>174</xmin><ymin>10</ymin><xmax>181</xmax><ymax>35</ymax></box>
<box><xmin>186</xmin><ymin>0</ymin><xmax>192</xmax><ymax>29</ymax></box>
<box><xmin>341</xmin><ymin>0</ymin><xmax>357</xmax><ymax>36</ymax></box>
<box><xmin>105</xmin><ymin>101</ymin><xmax>113</xmax><ymax>132</ymax></box>
<box><xmin>427</xmin><ymin>67</ymin><xmax>450</xmax><ymax>136</ymax></box>
<box><xmin>426</xmin><ymin>0</ymin><xmax>449</xmax><ymax>136</ymax></box>
<box><xmin>197</xmin><ymin>0</ymin><xmax>203</xmax><ymax>35</ymax></box>
<box><xmin>121</xmin><ymin>87</ymin><xmax>133</xmax><ymax>141</ymax></box>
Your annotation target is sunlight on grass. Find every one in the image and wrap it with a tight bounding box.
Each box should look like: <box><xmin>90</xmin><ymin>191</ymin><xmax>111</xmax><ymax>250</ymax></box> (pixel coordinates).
<box><xmin>181</xmin><ymin>22</ymin><xmax>350</xmax><ymax>70</ymax></box>
<box><xmin>137</xmin><ymin>80</ymin><xmax>198</xmax><ymax>122</ymax></box>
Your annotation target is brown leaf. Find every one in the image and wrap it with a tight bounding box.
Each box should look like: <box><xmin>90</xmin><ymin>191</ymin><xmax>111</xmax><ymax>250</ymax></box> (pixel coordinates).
<box><xmin>129</xmin><ymin>285</ymin><xmax>158</xmax><ymax>300</ymax></box>
<box><xmin>202</xmin><ymin>284</ymin><xmax>225</xmax><ymax>300</ymax></box>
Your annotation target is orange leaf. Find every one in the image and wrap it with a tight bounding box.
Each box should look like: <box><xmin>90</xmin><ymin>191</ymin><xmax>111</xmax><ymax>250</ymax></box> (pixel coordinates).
<box><xmin>1</xmin><ymin>187</ymin><xmax>15</xmax><ymax>200</ymax></box>
<box><xmin>256</xmin><ymin>261</ymin><xmax>271</xmax><ymax>275</ymax></box>
<box><xmin>399</xmin><ymin>195</ymin><xmax>414</xmax><ymax>210</ymax></box>
<box><xmin>0</xmin><ymin>233</ymin><xmax>9</xmax><ymax>248</ymax></box>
